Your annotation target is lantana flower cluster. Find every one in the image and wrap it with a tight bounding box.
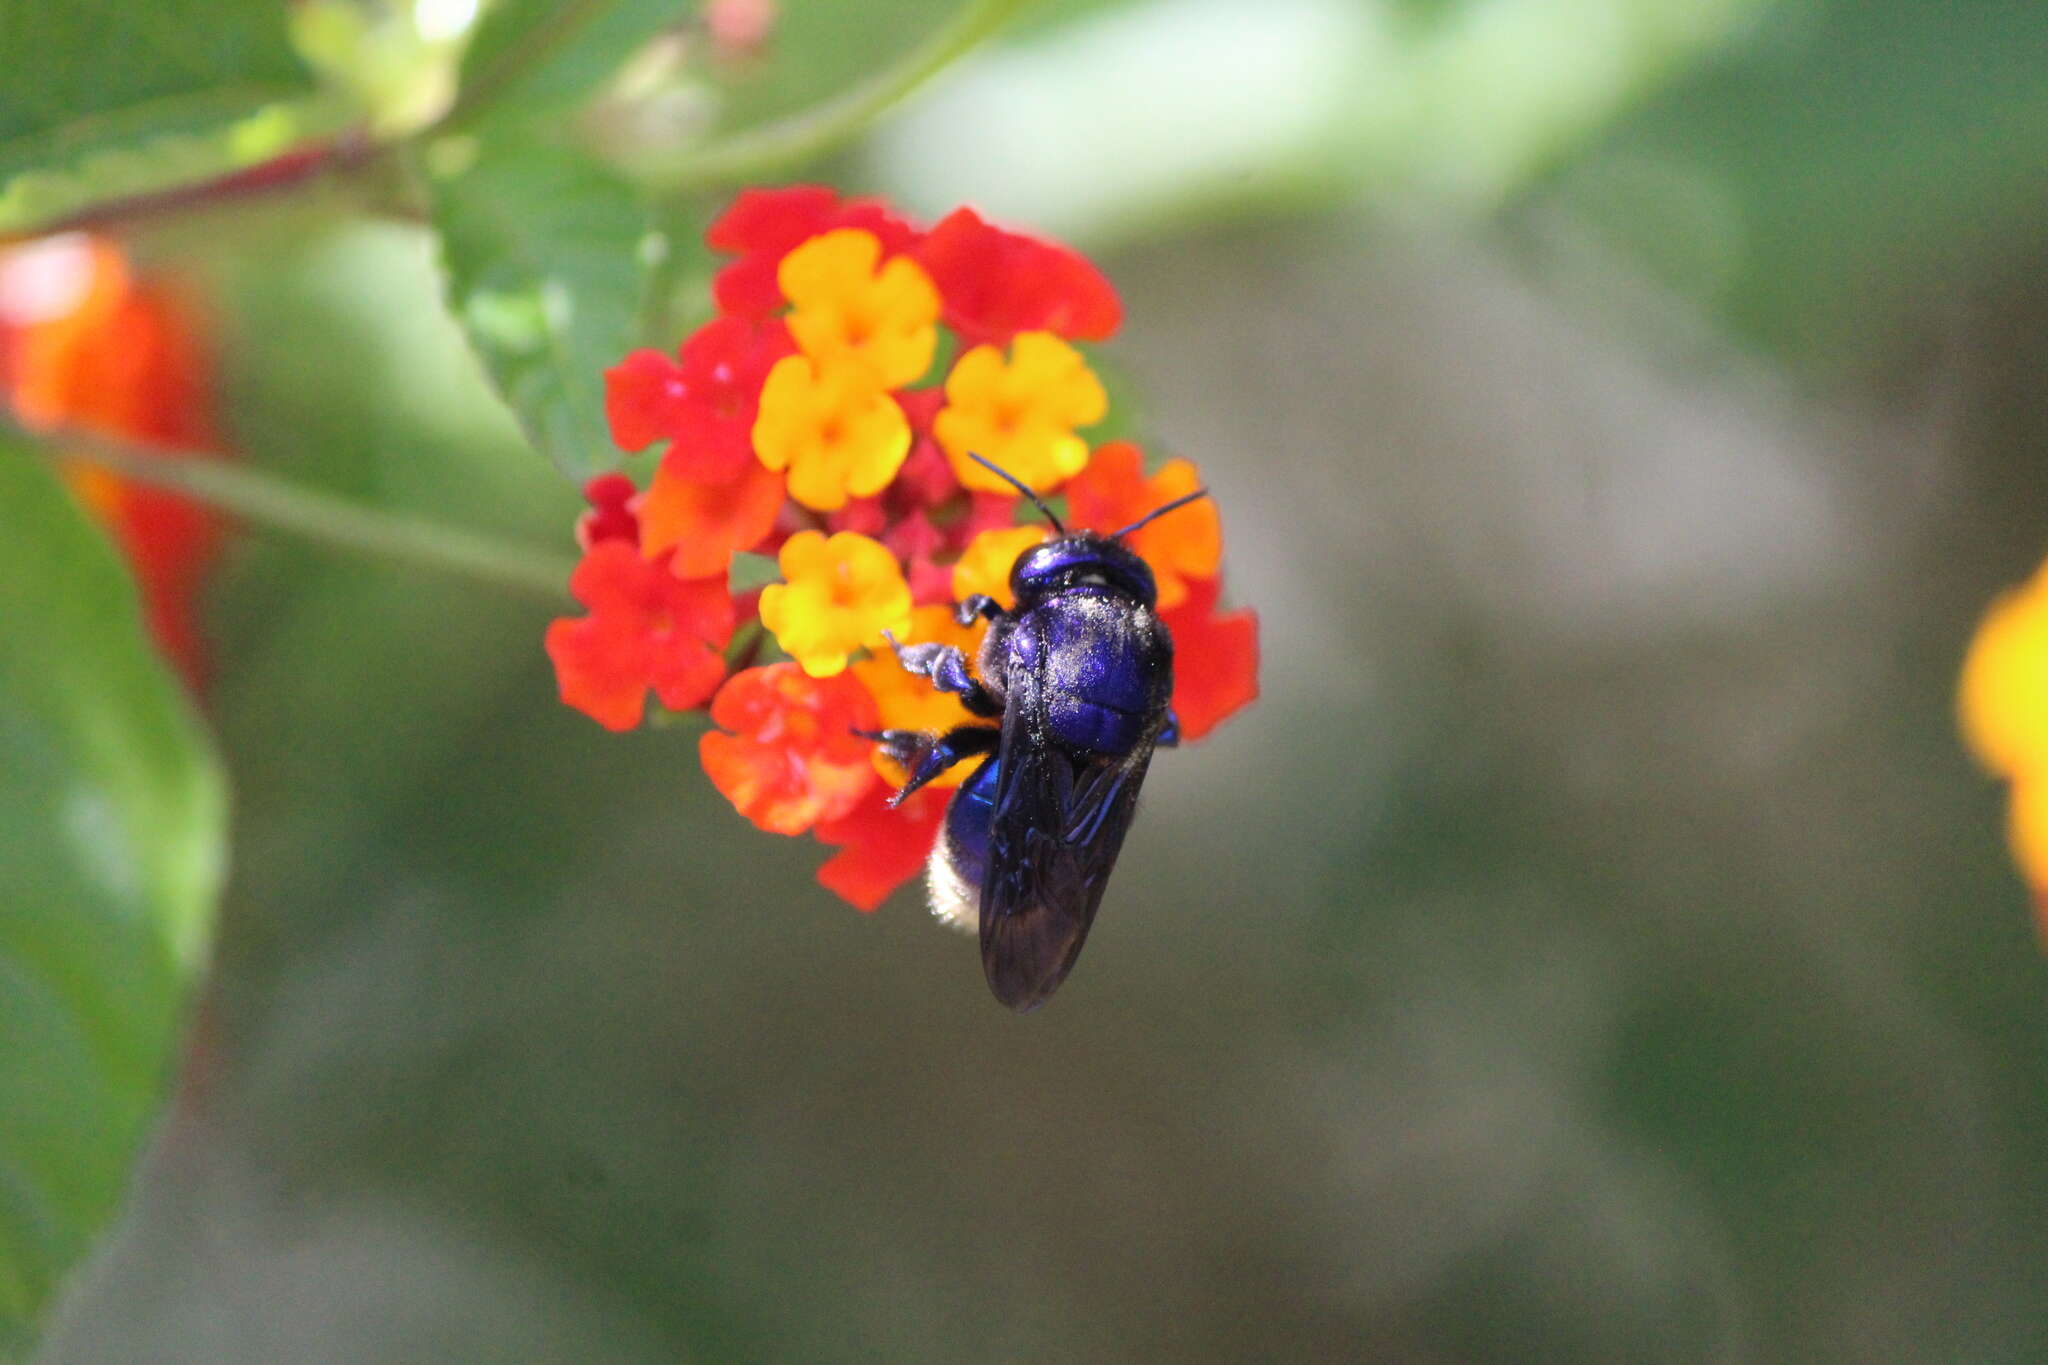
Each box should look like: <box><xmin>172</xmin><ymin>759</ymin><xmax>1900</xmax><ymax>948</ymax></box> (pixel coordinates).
<box><xmin>1960</xmin><ymin>562</ymin><xmax>2048</xmax><ymax>942</ymax></box>
<box><xmin>547</xmin><ymin>186</ymin><xmax>1259</xmax><ymax>910</ymax></box>
<box><xmin>0</xmin><ymin>234</ymin><xmax>226</xmax><ymax>690</ymax></box>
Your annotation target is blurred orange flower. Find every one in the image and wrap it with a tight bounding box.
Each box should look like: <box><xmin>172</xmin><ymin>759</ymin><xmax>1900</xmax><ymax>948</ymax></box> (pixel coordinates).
<box><xmin>0</xmin><ymin>234</ymin><xmax>227</xmax><ymax>690</ymax></box>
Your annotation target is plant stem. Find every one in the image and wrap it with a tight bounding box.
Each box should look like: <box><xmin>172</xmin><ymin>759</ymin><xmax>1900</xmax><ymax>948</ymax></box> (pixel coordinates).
<box><xmin>651</xmin><ymin>0</ymin><xmax>1038</xmax><ymax>193</ymax></box>
<box><xmin>15</xmin><ymin>425</ymin><xmax>574</xmax><ymax>603</ymax></box>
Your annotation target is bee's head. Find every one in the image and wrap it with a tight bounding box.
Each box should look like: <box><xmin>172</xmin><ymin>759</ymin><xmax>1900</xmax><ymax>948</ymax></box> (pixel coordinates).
<box><xmin>1011</xmin><ymin>532</ymin><xmax>1157</xmax><ymax>607</ymax></box>
<box><xmin>961</xmin><ymin>451</ymin><xmax>1210</xmax><ymax>613</ymax></box>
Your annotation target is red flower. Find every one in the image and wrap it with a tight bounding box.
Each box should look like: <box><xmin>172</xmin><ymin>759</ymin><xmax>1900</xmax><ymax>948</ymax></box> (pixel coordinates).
<box><xmin>576</xmin><ymin>472</ymin><xmax>639</xmax><ymax>548</ymax></box>
<box><xmin>706</xmin><ymin>185</ymin><xmax>918</xmax><ymax>318</ymax></box>
<box><xmin>813</xmin><ymin>785</ymin><xmax>948</xmax><ymax>911</ymax></box>
<box><xmin>1160</xmin><ymin>575</ymin><xmax>1258</xmax><ymax>742</ymax></box>
<box><xmin>699</xmin><ymin>663</ymin><xmax>880</xmax><ymax>833</ymax></box>
<box><xmin>546</xmin><ymin>542</ymin><xmax>736</xmax><ymax>731</ymax></box>
<box><xmin>914</xmin><ymin>207</ymin><xmax>1121</xmax><ymax>349</ymax></box>
<box><xmin>605</xmin><ymin>317</ymin><xmax>793</xmax><ymax>483</ymax></box>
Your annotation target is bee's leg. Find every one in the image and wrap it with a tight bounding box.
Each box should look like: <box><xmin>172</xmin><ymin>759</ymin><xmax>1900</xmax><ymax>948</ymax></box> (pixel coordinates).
<box><xmin>1157</xmin><ymin>711</ymin><xmax>1180</xmax><ymax>748</ymax></box>
<box><xmin>863</xmin><ymin>725</ymin><xmax>999</xmax><ymax>803</ymax></box>
<box><xmin>883</xmin><ymin>634</ymin><xmax>1003</xmax><ymax>719</ymax></box>
<box><xmin>955</xmin><ymin>594</ymin><xmax>1006</xmax><ymax>626</ymax></box>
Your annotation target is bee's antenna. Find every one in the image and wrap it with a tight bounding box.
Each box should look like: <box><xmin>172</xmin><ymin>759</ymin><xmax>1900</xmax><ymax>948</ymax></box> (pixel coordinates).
<box><xmin>1112</xmin><ymin>487</ymin><xmax>1210</xmax><ymax>540</ymax></box>
<box><xmin>966</xmin><ymin>451</ymin><xmax>1065</xmax><ymax>534</ymax></box>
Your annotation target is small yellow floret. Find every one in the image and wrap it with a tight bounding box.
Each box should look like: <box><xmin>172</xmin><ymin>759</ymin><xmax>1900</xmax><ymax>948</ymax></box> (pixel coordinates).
<box><xmin>752</xmin><ymin>355</ymin><xmax>910</xmax><ymax>511</ymax></box>
<box><xmin>952</xmin><ymin>525</ymin><xmax>1050</xmax><ymax>612</ymax></box>
<box><xmin>934</xmin><ymin>331</ymin><xmax>1106</xmax><ymax>495</ymax></box>
<box><xmin>779</xmin><ymin>229</ymin><xmax>939</xmax><ymax>388</ymax></box>
<box><xmin>759</xmin><ymin>530</ymin><xmax>913</xmax><ymax>678</ymax></box>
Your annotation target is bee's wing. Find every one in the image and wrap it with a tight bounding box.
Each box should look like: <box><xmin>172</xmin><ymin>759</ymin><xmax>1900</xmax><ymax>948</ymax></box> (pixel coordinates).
<box><xmin>980</xmin><ymin>616</ymin><xmax>1154</xmax><ymax>1012</ymax></box>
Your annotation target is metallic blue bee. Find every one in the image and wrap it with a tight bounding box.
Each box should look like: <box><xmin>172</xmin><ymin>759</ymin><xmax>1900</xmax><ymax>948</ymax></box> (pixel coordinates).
<box><xmin>867</xmin><ymin>453</ymin><xmax>1211</xmax><ymax>1011</ymax></box>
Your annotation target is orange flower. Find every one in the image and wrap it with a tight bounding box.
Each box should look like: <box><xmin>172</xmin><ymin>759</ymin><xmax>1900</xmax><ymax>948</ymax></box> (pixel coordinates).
<box><xmin>752</xmin><ymin>354</ymin><xmax>911</xmax><ymax>511</ymax></box>
<box><xmin>849</xmin><ymin>604</ymin><xmax>988</xmax><ymax>789</ymax></box>
<box><xmin>638</xmin><ymin>459</ymin><xmax>785</xmax><ymax>578</ymax></box>
<box><xmin>546</xmin><ymin>542</ymin><xmax>737</xmax><ymax>731</ymax></box>
<box><xmin>778</xmin><ymin>228</ymin><xmax>939</xmax><ymax>387</ymax></box>
<box><xmin>1</xmin><ymin>234</ymin><xmax>225</xmax><ymax>689</ymax></box>
<box><xmin>813</xmin><ymin>785</ymin><xmax>950</xmax><ymax>911</ymax></box>
<box><xmin>1159</xmin><ymin>576</ymin><xmax>1258</xmax><ymax>743</ymax></box>
<box><xmin>934</xmin><ymin>331</ymin><xmax>1105</xmax><ymax>494</ymax></box>
<box><xmin>699</xmin><ymin>664</ymin><xmax>879</xmax><ymax>834</ymax></box>
<box><xmin>1065</xmin><ymin>441</ymin><xmax>1220</xmax><ymax>610</ymax></box>
<box><xmin>758</xmin><ymin>529</ymin><xmax>912</xmax><ymax>677</ymax></box>
<box><xmin>951</xmin><ymin>524</ymin><xmax>1049</xmax><ymax>612</ymax></box>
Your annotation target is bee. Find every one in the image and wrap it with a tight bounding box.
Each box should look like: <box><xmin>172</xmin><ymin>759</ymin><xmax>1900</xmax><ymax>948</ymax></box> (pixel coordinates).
<box><xmin>868</xmin><ymin>453</ymin><xmax>1211</xmax><ymax>1011</ymax></box>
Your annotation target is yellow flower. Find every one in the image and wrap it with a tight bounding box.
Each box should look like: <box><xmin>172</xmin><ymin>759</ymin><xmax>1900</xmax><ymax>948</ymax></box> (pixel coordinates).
<box><xmin>934</xmin><ymin>330</ymin><xmax>1106</xmax><ymax>495</ymax></box>
<box><xmin>759</xmin><ymin>530</ymin><xmax>913</xmax><ymax>678</ymax></box>
<box><xmin>2010</xmin><ymin>777</ymin><xmax>2048</xmax><ymax>895</ymax></box>
<box><xmin>952</xmin><ymin>525</ymin><xmax>1051</xmax><ymax>611</ymax></box>
<box><xmin>1960</xmin><ymin>563</ymin><xmax>2048</xmax><ymax>939</ymax></box>
<box><xmin>850</xmin><ymin>605</ymin><xmax>989</xmax><ymax>789</ymax></box>
<box><xmin>779</xmin><ymin>229</ymin><xmax>939</xmax><ymax>388</ymax></box>
<box><xmin>1960</xmin><ymin>568</ymin><xmax>2048</xmax><ymax>779</ymax></box>
<box><xmin>752</xmin><ymin>355</ymin><xmax>910</xmax><ymax>511</ymax></box>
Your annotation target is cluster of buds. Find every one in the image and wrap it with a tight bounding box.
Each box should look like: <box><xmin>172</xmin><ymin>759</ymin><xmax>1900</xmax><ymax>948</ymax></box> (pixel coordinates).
<box><xmin>0</xmin><ymin>234</ymin><xmax>225</xmax><ymax>690</ymax></box>
<box><xmin>547</xmin><ymin>185</ymin><xmax>1259</xmax><ymax>909</ymax></box>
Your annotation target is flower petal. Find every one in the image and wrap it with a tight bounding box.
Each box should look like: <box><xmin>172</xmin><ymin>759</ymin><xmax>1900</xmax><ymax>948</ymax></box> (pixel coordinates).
<box><xmin>1065</xmin><ymin>441</ymin><xmax>1220</xmax><ymax>610</ymax></box>
<box><xmin>914</xmin><ymin>206</ymin><xmax>1120</xmax><ymax>348</ymax></box>
<box><xmin>639</xmin><ymin>460</ymin><xmax>785</xmax><ymax>578</ymax></box>
<box><xmin>1160</xmin><ymin>576</ymin><xmax>1258</xmax><ymax>742</ymax></box>
<box><xmin>700</xmin><ymin>664</ymin><xmax>880</xmax><ymax>833</ymax></box>
<box><xmin>935</xmin><ymin>331</ymin><xmax>1105</xmax><ymax>495</ymax></box>
<box><xmin>707</xmin><ymin>185</ymin><xmax>918</xmax><ymax>318</ymax></box>
<box><xmin>752</xmin><ymin>355</ymin><xmax>911</xmax><ymax>511</ymax></box>
<box><xmin>760</xmin><ymin>530</ymin><xmax>912</xmax><ymax>678</ymax></box>
<box><xmin>814</xmin><ymin>785</ymin><xmax>949</xmax><ymax>911</ymax></box>
<box><xmin>951</xmin><ymin>525</ymin><xmax>1049</xmax><ymax>611</ymax></box>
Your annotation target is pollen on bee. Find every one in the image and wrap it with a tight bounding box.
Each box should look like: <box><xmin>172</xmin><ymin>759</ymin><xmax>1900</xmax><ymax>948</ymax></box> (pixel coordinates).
<box><xmin>925</xmin><ymin>839</ymin><xmax>979</xmax><ymax>934</ymax></box>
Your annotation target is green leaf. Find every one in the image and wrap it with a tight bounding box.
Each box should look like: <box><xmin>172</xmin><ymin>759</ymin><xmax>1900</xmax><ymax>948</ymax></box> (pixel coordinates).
<box><xmin>0</xmin><ymin>0</ymin><xmax>344</xmax><ymax>234</ymax></box>
<box><xmin>0</xmin><ymin>447</ymin><xmax>227</xmax><ymax>1351</ymax></box>
<box><xmin>455</xmin><ymin>0</ymin><xmax>683</xmax><ymax>119</ymax></box>
<box><xmin>431</xmin><ymin>134</ymin><xmax>653</xmax><ymax>483</ymax></box>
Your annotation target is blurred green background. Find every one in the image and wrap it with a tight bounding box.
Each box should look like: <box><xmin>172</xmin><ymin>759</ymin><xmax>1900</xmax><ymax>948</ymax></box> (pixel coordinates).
<box><xmin>12</xmin><ymin>0</ymin><xmax>2048</xmax><ymax>1359</ymax></box>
